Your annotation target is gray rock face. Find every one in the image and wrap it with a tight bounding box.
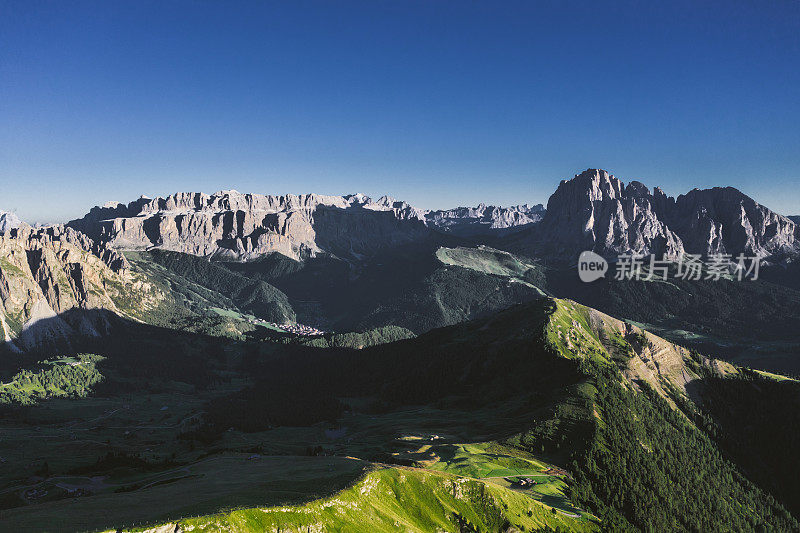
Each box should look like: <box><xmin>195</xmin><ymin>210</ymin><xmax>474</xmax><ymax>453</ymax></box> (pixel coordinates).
<box><xmin>69</xmin><ymin>191</ymin><xmax>544</xmax><ymax>260</ymax></box>
<box><xmin>68</xmin><ymin>191</ymin><xmax>432</xmax><ymax>261</ymax></box>
<box><xmin>535</xmin><ymin>169</ymin><xmax>684</xmax><ymax>259</ymax></box>
<box><xmin>531</xmin><ymin>169</ymin><xmax>800</xmax><ymax>261</ymax></box>
<box><xmin>425</xmin><ymin>203</ymin><xmax>544</xmax><ymax>236</ymax></box>
<box><xmin>0</xmin><ymin>211</ymin><xmax>22</xmax><ymax>234</ymax></box>
<box><xmin>0</xmin><ymin>225</ymin><xmax>133</xmax><ymax>351</ymax></box>
<box><xmin>666</xmin><ymin>187</ymin><xmax>800</xmax><ymax>258</ymax></box>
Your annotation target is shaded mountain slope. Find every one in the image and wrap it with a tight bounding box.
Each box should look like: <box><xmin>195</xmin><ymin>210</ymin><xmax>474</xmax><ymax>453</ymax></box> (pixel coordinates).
<box><xmin>136</xmin><ymin>249</ymin><xmax>295</xmax><ymax>323</ymax></box>
<box><xmin>2</xmin><ymin>293</ymin><xmax>798</xmax><ymax>531</ymax></box>
<box><xmin>220</xmin><ymin>240</ymin><xmax>545</xmax><ymax>333</ymax></box>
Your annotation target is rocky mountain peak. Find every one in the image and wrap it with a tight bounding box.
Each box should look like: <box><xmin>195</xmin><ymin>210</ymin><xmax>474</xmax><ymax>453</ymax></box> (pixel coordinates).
<box><xmin>0</xmin><ymin>211</ymin><xmax>23</xmax><ymax>234</ymax></box>
<box><xmin>668</xmin><ymin>186</ymin><xmax>800</xmax><ymax>257</ymax></box>
<box><xmin>531</xmin><ymin>169</ymin><xmax>799</xmax><ymax>261</ymax></box>
<box><xmin>625</xmin><ymin>181</ymin><xmax>650</xmax><ymax>198</ymax></box>
<box><xmin>7</xmin><ymin>224</ymin><xmax>128</xmax><ymax>273</ymax></box>
<box><xmin>551</xmin><ymin>168</ymin><xmax>625</xmax><ymax>206</ymax></box>
<box><xmin>536</xmin><ymin>169</ymin><xmax>683</xmax><ymax>259</ymax></box>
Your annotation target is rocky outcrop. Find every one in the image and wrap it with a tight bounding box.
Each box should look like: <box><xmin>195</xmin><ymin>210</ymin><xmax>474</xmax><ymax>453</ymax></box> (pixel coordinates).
<box><xmin>68</xmin><ymin>191</ymin><xmax>432</xmax><ymax>261</ymax></box>
<box><xmin>666</xmin><ymin>187</ymin><xmax>800</xmax><ymax>258</ymax></box>
<box><xmin>533</xmin><ymin>169</ymin><xmax>684</xmax><ymax>259</ymax></box>
<box><xmin>528</xmin><ymin>169</ymin><xmax>800</xmax><ymax>262</ymax></box>
<box><xmin>425</xmin><ymin>204</ymin><xmax>544</xmax><ymax>236</ymax></box>
<box><xmin>0</xmin><ymin>211</ymin><xmax>23</xmax><ymax>234</ymax></box>
<box><xmin>0</xmin><ymin>226</ymin><xmax>135</xmax><ymax>351</ymax></box>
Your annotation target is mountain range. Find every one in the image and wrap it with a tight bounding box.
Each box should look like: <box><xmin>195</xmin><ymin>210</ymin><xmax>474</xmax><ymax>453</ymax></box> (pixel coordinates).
<box><xmin>58</xmin><ymin>169</ymin><xmax>799</xmax><ymax>264</ymax></box>
<box><xmin>515</xmin><ymin>169</ymin><xmax>799</xmax><ymax>261</ymax></box>
<box><xmin>3</xmin><ymin>168</ymin><xmax>799</xmax><ymax>356</ymax></box>
<box><xmin>2</xmin><ymin>169</ymin><xmax>794</xmax><ymax>269</ymax></box>
<box><xmin>64</xmin><ymin>192</ymin><xmax>545</xmax><ymax>261</ymax></box>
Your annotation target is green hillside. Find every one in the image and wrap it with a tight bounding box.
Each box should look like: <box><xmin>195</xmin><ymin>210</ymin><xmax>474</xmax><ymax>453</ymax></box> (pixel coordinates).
<box><xmin>435</xmin><ymin>245</ymin><xmax>546</xmax><ymax>289</ymax></box>
<box><xmin>545</xmin><ymin>265</ymin><xmax>800</xmax><ymax>373</ymax></box>
<box><xmin>125</xmin><ymin>467</ymin><xmax>597</xmax><ymax>533</ymax></box>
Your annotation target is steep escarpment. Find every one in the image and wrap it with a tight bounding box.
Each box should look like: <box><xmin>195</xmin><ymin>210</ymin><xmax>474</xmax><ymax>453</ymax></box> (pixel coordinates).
<box><xmin>68</xmin><ymin>191</ymin><xmax>551</xmax><ymax>261</ymax></box>
<box><xmin>68</xmin><ymin>191</ymin><xmax>432</xmax><ymax>261</ymax></box>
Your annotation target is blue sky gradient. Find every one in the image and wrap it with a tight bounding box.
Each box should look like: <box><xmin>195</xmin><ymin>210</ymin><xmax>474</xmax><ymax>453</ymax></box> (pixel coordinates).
<box><xmin>1</xmin><ymin>1</ymin><xmax>799</xmax><ymax>223</ymax></box>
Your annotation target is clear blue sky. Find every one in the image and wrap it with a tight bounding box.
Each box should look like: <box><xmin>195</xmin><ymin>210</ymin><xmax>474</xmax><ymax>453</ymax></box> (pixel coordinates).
<box><xmin>1</xmin><ymin>1</ymin><xmax>799</xmax><ymax>223</ymax></box>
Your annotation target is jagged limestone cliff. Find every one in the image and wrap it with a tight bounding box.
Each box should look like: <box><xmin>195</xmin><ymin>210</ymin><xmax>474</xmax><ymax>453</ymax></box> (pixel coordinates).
<box><xmin>67</xmin><ymin>191</ymin><xmax>551</xmax><ymax>260</ymax></box>
<box><xmin>528</xmin><ymin>169</ymin><xmax>800</xmax><ymax>261</ymax></box>
<box><xmin>68</xmin><ymin>192</ymin><xmax>431</xmax><ymax>261</ymax></box>
<box><xmin>0</xmin><ymin>226</ymin><xmax>159</xmax><ymax>351</ymax></box>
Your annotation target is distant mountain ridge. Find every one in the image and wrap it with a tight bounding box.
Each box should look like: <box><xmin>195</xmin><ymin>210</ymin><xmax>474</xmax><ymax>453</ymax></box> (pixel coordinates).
<box><xmin>425</xmin><ymin>203</ymin><xmax>544</xmax><ymax>235</ymax></box>
<box><xmin>59</xmin><ymin>169</ymin><xmax>800</xmax><ymax>264</ymax></box>
<box><xmin>67</xmin><ymin>192</ymin><xmax>430</xmax><ymax>261</ymax></box>
<box><xmin>524</xmin><ymin>169</ymin><xmax>800</xmax><ymax>262</ymax></box>
<box><xmin>67</xmin><ymin>191</ymin><xmax>543</xmax><ymax>260</ymax></box>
